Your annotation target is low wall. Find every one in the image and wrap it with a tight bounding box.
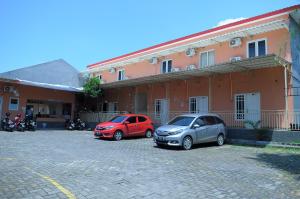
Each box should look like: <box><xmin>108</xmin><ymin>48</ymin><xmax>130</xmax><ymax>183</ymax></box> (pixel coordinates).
<box><xmin>37</xmin><ymin>122</ymin><xmax>65</xmax><ymax>130</ymax></box>
<box><xmin>227</xmin><ymin>128</ymin><xmax>300</xmax><ymax>143</ymax></box>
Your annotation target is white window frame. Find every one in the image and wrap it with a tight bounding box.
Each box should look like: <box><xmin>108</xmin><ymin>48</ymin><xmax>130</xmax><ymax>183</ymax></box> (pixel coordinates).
<box><xmin>154</xmin><ymin>99</ymin><xmax>161</xmax><ymax>118</ymax></box>
<box><xmin>117</xmin><ymin>69</ymin><xmax>125</xmax><ymax>81</ymax></box>
<box><xmin>96</xmin><ymin>74</ymin><xmax>102</xmax><ymax>80</ymax></box>
<box><xmin>234</xmin><ymin>94</ymin><xmax>246</xmax><ymax>121</ymax></box>
<box><xmin>108</xmin><ymin>102</ymin><xmax>118</xmax><ymax>112</ymax></box>
<box><xmin>161</xmin><ymin>59</ymin><xmax>172</xmax><ymax>74</ymax></box>
<box><xmin>9</xmin><ymin>97</ymin><xmax>19</xmax><ymax>111</ymax></box>
<box><xmin>199</xmin><ymin>49</ymin><xmax>215</xmax><ymax>68</ymax></box>
<box><xmin>189</xmin><ymin>97</ymin><xmax>197</xmax><ymax>113</ymax></box>
<box><xmin>246</xmin><ymin>38</ymin><xmax>268</xmax><ymax>58</ymax></box>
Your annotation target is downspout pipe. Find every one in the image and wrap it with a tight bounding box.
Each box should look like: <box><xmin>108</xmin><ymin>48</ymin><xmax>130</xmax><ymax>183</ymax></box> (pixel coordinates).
<box><xmin>284</xmin><ymin>65</ymin><xmax>289</xmax><ymax>129</ymax></box>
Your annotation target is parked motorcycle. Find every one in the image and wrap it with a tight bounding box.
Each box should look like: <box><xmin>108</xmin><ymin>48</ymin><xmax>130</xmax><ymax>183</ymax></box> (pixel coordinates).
<box><xmin>66</xmin><ymin>118</ymin><xmax>86</xmax><ymax>130</ymax></box>
<box><xmin>14</xmin><ymin>113</ymin><xmax>26</xmax><ymax>132</ymax></box>
<box><xmin>1</xmin><ymin>112</ymin><xmax>15</xmax><ymax>132</ymax></box>
<box><xmin>24</xmin><ymin>114</ymin><xmax>37</xmax><ymax>131</ymax></box>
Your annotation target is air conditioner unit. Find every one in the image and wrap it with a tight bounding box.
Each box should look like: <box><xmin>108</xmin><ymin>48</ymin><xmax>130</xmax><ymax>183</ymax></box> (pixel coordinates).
<box><xmin>229</xmin><ymin>37</ymin><xmax>242</xmax><ymax>47</ymax></box>
<box><xmin>185</xmin><ymin>48</ymin><xmax>196</xmax><ymax>57</ymax></box>
<box><xmin>109</xmin><ymin>67</ymin><xmax>116</xmax><ymax>74</ymax></box>
<box><xmin>4</xmin><ymin>86</ymin><xmax>11</xmax><ymax>93</ymax></box>
<box><xmin>186</xmin><ymin>64</ymin><xmax>196</xmax><ymax>70</ymax></box>
<box><xmin>171</xmin><ymin>67</ymin><xmax>180</xmax><ymax>72</ymax></box>
<box><xmin>230</xmin><ymin>56</ymin><xmax>242</xmax><ymax>62</ymax></box>
<box><xmin>149</xmin><ymin>57</ymin><xmax>158</xmax><ymax>64</ymax></box>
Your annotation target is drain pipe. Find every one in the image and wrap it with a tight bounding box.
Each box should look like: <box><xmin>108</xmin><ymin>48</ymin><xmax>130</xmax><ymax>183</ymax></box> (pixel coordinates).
<box><xmin>284</xmin><ymin>65</ymin><xmax>289</xmax><ymax>129</ymax></box>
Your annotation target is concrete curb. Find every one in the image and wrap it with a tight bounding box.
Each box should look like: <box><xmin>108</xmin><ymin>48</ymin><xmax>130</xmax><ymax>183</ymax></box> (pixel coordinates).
<box><xmin>227</xmin><ymin>139</ymin><xmax>300</xmax><ymax>149</ymax></box>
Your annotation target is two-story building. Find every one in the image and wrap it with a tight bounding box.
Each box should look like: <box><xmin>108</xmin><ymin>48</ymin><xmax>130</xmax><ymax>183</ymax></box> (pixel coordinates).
<box><xmin>86</xmin><ymin>5</ymin><xmax>300</xmax><ymax>129</ymax></box>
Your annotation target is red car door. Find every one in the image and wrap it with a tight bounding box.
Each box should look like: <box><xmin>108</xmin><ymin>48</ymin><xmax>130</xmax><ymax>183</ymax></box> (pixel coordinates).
<box><xmin>125</xmin><ymin>116</ymin><xmax>138</xmax><ymax>136</ymax></box>
<box><xmin>136</xmin><ymin>116</ymin><xmax>147</xmax><ymax>135</ymax></box>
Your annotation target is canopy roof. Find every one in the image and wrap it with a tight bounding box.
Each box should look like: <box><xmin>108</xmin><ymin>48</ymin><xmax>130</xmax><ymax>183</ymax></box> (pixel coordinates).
<box><xmin>99</xmin><ymin>55</ymin><xmax>290</xmax><ymax>89</ymax></box>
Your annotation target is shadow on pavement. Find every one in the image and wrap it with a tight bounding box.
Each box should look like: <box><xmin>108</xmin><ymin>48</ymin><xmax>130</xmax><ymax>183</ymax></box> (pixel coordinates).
<box><xmin>248</xmin><ymin>153</ymin><xmax>300</xmax><ymax>180</ymax></box>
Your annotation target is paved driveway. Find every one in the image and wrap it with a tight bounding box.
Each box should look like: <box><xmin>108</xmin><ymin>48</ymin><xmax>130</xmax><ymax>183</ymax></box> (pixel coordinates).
<box><xmin>0</xmin><ymin>130</ymin><xmax>300</xmax><ymax>199</ymax></box>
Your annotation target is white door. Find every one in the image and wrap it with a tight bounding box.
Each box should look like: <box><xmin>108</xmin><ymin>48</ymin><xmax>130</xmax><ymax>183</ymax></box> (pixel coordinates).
<box><xmin>160</xmin><ymin>99</ymin><xmax>169</xmax><ymax>125</ymax></box>
<box><xmin>108</xmin><ymin>102</ymin><xmax>117</xmax><ymax>112</ymax></box>
<box><xmin>197</xmin><ymin>96</ymin><xmax>208</xmax><ymax>113</ymax></box>
<box><xmin>235</xmin><ymin>92</ymin><xmax>261</xmax><ymax>127</ymax></box>
<box><xmin>190</xmin><ymin>96</ymin><xmax>208</xmax><ymax>113</ymax></box>
<box><xmin>0</xmin><ymin>96</ymin><xmax>3</xmax><ymax>119</ymax></box>
<box><xmin>155</xmin><ymin>99</ymin><xmax>169</xmax><ymax>125</ymax></box>
<box><xmin>245</xmin><ymin>93</ymin><xmax>261</xmax><ymax>124</ymax></box>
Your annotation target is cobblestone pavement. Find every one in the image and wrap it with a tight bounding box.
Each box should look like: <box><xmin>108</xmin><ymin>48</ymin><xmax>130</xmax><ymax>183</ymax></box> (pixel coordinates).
<box><xmin>0</xmin><ymin>130</ymin><xmax>300</xmax><ymax>199</ymax></box>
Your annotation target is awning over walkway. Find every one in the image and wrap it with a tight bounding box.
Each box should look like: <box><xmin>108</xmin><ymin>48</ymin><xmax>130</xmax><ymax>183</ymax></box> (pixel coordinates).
<box><xmin>100</xmin><ymin>54</ymin><xmax>290</xmax><ymax>89</ymax></box>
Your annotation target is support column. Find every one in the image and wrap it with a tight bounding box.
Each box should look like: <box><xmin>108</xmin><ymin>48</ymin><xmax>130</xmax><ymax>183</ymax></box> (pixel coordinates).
<box><xmin>284</xmin><ymin>66</ymin><xmax>289</xmax><ymax>129</ymax></box>
<box><xmin>208</xmin><ymin>76</ymin><xmax>212</xmax><ymax>112</ymax></box>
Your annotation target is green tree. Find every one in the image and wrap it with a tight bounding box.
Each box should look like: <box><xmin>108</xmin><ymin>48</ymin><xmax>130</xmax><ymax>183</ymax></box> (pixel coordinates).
<box><xmin>83</xmin><ymin>77</ymin><xmax>102</xmax><ymax>98</ymax></box>
<box><xmin>83</xmin><ymin>77</ymin><xmax>102</xmax><ymax>111</ymax></box>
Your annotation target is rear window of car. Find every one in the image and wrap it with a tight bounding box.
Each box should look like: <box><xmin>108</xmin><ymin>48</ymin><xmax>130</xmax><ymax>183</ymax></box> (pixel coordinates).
<box><xmin>214</xmin><ymin>117</ymin><xmax>224</xmax><ymax>124</ymax></box>
<box><xmin>168</xmin><ymin>116</ymin><xmax>195</xmax><ymax>126</ymax></box>
<box><xmin>138</xmin><ymin>116</ymin><xmax>147</xmax><ymax>122</ymax></box>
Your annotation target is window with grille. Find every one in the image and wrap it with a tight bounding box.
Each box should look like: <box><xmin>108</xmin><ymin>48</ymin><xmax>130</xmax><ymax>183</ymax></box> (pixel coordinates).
<box><xmin>235</xmin><ymin>94</ymin><xmax>245</xmax><ymax>120</ymax></box>
<box><xmin>155</xmin><ymin>100</ymin><xmax>161</xmax><ymax>118</ymax></box>
<box><xmin>189</xmin><ymin>97</ymin><xmax>197</xmax><ymax>113</ymax></box>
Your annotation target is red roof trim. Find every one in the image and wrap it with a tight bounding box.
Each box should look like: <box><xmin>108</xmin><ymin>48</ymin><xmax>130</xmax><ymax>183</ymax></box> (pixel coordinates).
<box><xmin>88</xmin><ymin>4</ymin><xmax>300</xmax><ymax>68</ymax></box>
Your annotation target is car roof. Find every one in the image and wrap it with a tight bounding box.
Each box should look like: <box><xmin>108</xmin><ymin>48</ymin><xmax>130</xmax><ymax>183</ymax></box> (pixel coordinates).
<box><xmin>116</xmin><ymin>114</ymin><xmax>149</xmax><ymax>117</ymax></box>
<box><xmin>178</xmin><ymin>113</ymin><xmax>221</xmax><ymax>118</ymax></box>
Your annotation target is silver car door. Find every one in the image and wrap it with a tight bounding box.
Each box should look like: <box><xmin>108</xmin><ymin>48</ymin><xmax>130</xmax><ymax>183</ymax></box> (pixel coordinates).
<box><xmin>202</xmin><ymin>116</ymin><xmax>218</xmax><ymax>142</ymax></box>
<box><xmin>193</xmin><ymin>118</ymin><xmax>208</xmax><ymax>143</ymax></box>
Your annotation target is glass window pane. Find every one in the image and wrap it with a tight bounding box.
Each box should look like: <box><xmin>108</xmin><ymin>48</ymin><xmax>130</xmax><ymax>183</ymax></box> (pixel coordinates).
<box><xmin>258</xmin><ymin>40</ymin><xmax>266</xmax><ymax>56</ymax></box>
<box><xmin>201</xmin><ymin>52</ymin><xmax>208</xmax><ymax>68</ymax></box>
<box><xmin>167</xmin><ymin>60</ymin><xmax>172</xmax><ymax>72</ymax></box>
<box><xmin>189</xmin><ymin>98</ymin><xmax>196</xmax><ymax>113</ymax></box>
<box><xmin>162</xmin><ymin>61</ymin><xmax>167</xmax><ymax>73</ymax></box>
<box><xmin>127</xmin><ymin>117</ymin><xmax>136</xmax><ymax>123</ymax></box>
<box><xmin>208</xmin><ymin>51</ymin><xmax>215</xmax><ymax>66</ymax></box>
<box><xmin>248</xmin><ymin>42</ymin><xmax>256</xmax><ymax>58</ymax></box>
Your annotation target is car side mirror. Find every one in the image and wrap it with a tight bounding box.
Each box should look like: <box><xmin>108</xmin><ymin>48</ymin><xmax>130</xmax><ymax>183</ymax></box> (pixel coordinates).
<box><xmin>123</xmin><ymin>121</ymin><xmax>130</xmax><ymax>125</ymax></box>
<box><xmin>192</xmin><ymin>124</ymin><xmax>200</xmax><ymax>129</ymax></box>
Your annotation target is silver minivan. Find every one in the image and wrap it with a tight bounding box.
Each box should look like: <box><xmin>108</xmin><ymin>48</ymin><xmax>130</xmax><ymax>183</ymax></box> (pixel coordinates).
<box><xmin>153</xmin><ymin>113</ymin><xmax>226</xmax><ymax>150</ymax></box>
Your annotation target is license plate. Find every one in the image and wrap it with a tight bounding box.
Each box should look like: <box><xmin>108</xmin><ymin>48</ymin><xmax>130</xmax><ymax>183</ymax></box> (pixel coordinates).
<box><xmin>157</xmin><ymin>136</ymin><xmax>165</xmax><ymax>141</ymax></box>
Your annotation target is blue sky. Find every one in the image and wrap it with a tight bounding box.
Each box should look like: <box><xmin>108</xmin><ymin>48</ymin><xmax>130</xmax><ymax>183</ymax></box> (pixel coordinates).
<box><xmin>0</xmin><ymin>0</ymin><xmax>299</xmax><ymax>72</ymax></box>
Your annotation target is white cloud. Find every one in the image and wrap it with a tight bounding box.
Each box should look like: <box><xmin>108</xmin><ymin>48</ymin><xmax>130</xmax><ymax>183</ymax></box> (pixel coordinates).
<box><xmin>216</xmin><ymin>17</ymin><xmax>247</xmax><ymax>27</ymax></box>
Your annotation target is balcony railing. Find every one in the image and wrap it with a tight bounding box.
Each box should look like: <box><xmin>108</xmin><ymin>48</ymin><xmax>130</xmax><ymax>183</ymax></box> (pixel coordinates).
<box><xmin>79</xmin><ymin>110</ymin><xmax>300</xmax><ymax>131</ymax></box>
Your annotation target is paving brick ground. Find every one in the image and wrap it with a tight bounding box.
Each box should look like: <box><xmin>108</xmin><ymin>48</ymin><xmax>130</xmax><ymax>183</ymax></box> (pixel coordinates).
<box><xmin>0</xmin><ymin>130</ymin><xmax>300</xmax><ymax>199</ymax></box>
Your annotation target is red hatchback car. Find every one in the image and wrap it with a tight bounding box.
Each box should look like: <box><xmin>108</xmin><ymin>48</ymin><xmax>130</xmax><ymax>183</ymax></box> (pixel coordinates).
<box><xmin>94</xmin><ymin>114</ymin><xmax>154</xmax><ymax>141</ymax></box>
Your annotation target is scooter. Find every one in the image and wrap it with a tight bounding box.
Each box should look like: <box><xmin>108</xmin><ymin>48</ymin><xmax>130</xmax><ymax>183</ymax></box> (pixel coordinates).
<box><xmin>1</xmin><ymin>113</ymin><xmax>15</xmax><ymax>132</ymax></box>
<box><xmin>24</xmin><ymin>114</ymin><xmax>37</xmax><ymax>131</ymax></box>
<box><xmin>66</xmin><ymin>118</ymin><xmax>86</xmax><ymax>130</ymax></box>
<box><xmin>14</xmin><ymin>114</ymin><xmax>26</xmax><ymax>132</ymax></box>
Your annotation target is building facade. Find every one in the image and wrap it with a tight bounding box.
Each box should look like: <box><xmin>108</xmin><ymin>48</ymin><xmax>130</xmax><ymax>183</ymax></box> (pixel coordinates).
<box><xmin>86</xmin><ymin>5</ymin><xmax>300</xmax><ymax>129</ymax></box>
<box><xmin>0</xmin><ymin>60</ymin><xmax>82</xmax><ymax>129</ymax></box>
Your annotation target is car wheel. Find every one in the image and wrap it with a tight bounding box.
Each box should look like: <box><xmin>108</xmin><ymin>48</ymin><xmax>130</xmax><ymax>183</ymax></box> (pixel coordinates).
<box><xmin>114</xmin><ymin>130</ymin><xmax>123</xmax><ymax>141</ymax></box>
<box><xmin>217</xmin><ymin>134</ymin><xmax>224</xmax><ymax>146</ymax></box>
<box><xmin>182</xmin><ymin>136</ymin><xmax>193</xmax><ymax>150</ymax></box>
<box><xmin>145</xmin><ymin>130</ymin><xmax>152</xmax><ymax>138</ymax></box>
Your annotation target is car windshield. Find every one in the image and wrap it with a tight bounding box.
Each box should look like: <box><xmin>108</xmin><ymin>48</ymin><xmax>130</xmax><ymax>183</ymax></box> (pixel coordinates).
<box><xmin>168</xmin><ymin>116</ymin><xmax>195</xmax><ymax>126</ymax></box>
<box><xmin>109</xmin><ymin>116</ymin><xmax>127</xmax><ymax>123</ymax></box>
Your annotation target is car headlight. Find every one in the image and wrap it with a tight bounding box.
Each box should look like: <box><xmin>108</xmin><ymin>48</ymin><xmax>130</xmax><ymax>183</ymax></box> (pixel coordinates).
<box><xmin>104</xmin><ymin>125</ymin><xmax>115</xmax><ymax>130</ymax></box>
<box><xmin>169</xmin><ymin>129</ymin><xmax>183</xmax><ymax>135</ymax></box>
